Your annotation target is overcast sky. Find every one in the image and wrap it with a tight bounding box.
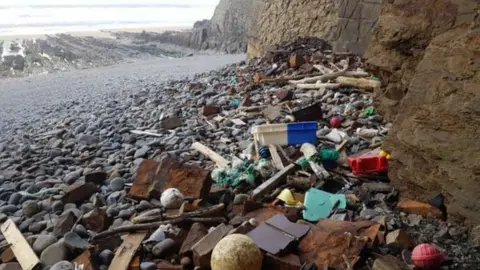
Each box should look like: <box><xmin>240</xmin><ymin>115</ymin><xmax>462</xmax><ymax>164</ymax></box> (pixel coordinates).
<box><xmin>1</xmin><ymin>0</ymin><xmax>220</xmax><ymax>6</ymax></box>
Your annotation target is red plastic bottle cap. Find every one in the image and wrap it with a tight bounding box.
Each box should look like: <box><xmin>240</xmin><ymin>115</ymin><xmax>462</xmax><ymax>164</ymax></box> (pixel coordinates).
<box><xmin>330</xmin><ymin>116</ymin><xmax>342</xmax><ymax>128</ymax></box>
<box><xmin>411</xmin><ymin>243</ymin><xmax>444</xmax><ymax>269</ymax></box>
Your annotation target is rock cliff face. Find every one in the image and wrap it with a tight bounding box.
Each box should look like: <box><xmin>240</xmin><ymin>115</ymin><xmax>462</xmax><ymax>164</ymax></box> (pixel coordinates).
<box><xmin>247</xmin><ymin>0</ymin><xmax>383</xmax><ymax>58</ymax></box>
<box><xmin>152</xmin><ymin>0</ymin><xmax>262</xmax><ymax>53</ymax></box>
<box><xmin>365</xmin><ymin>0</ymin><xmax>480</xmax><ymax>222</ymax></box>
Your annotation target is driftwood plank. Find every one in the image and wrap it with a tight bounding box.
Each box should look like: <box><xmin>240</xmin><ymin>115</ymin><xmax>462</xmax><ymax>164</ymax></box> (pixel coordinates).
<box><xmin>251</xmin><ymin>164</ymin><xmax>296</xmax><ymax>199</ymax></box>
<box><xmin>108</xmin><ymin>232</ymin><xmax>147</xmax><ymax>270</ymax></box>
<box><xmin>191</xmin><ymin>142</ymin><xmax>230</xmax><ymax>168</ymax></box>
<box><xmin>0</xmin><ymin>219</ymin><xmax>40</xmax><ymax>270</ymax></box>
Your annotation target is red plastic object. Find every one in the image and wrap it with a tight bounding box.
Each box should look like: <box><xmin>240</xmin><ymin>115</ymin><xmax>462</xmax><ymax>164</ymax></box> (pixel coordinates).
<box><xmin>347</xmin><ymin>154</ymin><xmax>388</xmax><ymax>175</ymax></box>
<box><xmin>411</xmin><ymin>243</ymin><xmax>444</xmax><ymax>269</ymax></box>
<box><xmin>329</xmin><ymin>116</ymin><xmax>342</xmax><ymax>128</ymax></box>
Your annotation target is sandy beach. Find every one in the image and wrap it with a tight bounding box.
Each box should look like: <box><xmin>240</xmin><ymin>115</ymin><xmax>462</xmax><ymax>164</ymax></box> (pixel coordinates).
<box><xmin>0</xmin><ymin>25</ymin><xmax>190</xmax><ymax>41</ymax></box>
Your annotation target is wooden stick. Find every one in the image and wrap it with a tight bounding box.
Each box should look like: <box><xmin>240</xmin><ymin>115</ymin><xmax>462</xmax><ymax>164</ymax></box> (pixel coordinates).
<box><xmin>130</xmin><ymin>130</ymin><xmax>163</xmax><ymax>137</ymax></box>
<box><xmin>290</xmin><ymin>71</ymin><xmax>369</xmax><ymax>84</ymax></box>
<box><xmin>296</xmin><ymin>83</ymin><xmax>341</xmax><ymax>90</ymax></box>
<box><xmin>268</xmin><ymin>145</ymin><xmax>285</xmax><ymax>170</ymax></box>
<box><xmin>0</xmin><ymin>219</ymin><xmax>40</xmax><ymax>270</ymax></box>
<box><xmin>313</xmin><ymin>64</ymin><xmax>334</xmax><ymax>74</ymax></box>
<box><xmin>109</xmin><ymin>232</ymin><xmax>146</xmax><ymax>270</ymax></box>
<box><xmin>258</xmin><ymin>72</ymin><xmax>324</xmax><ymax>84</ymax></box>
<box><xmin>251</xmin><ymin>164</ymin><xmax>296</xmax><ymax>200</ymax></box>
<box><xmin>93</xmin><ymin>217</ymin><xmax>227</xmax><ymax>240</ymax></box>
<box><xmin>191</xmin><ymin>142</ymin><xmax>230</xmax><ymax>168</ymax></box>
<box><xmin>134</xmin><ymin>204</ymin><xmax>226</xmax><ymax>224</ymax></box>
<box><xmin>336</xmin><ymin>76</ymin><xmax>380</xmax><ymax>91</ymax></box>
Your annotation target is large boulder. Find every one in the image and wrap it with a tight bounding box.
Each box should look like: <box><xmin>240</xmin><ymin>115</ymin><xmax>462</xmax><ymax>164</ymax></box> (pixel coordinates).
<box><xmin>365</xmin><ymin>0</ymin><xmax>480</xmax><ymax>222</ymax></box>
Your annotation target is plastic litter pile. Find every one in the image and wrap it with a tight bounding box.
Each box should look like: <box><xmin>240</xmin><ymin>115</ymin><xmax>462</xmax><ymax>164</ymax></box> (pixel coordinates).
<box><xmin>1</xmin><ymin>37</ymin><xmax>477</xmax><ymax>270</ymax></box>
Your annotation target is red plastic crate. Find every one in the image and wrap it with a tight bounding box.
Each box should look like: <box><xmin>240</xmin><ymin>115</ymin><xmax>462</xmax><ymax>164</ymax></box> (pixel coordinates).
<box><xmin>347</xmin><ymin>154</ymin><xmax>388</xmax><ymax>175</ymax></box>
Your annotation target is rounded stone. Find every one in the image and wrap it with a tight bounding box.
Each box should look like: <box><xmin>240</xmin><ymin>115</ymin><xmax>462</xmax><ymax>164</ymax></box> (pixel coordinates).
<box><xmin>33</xmin><ymin>235</ymin><xmax>57</xmax><ymax>254</ymax></box>
<box><xmin>22</xmin><ymin>200</ymin><xmax>41</xmax><ymax>217</ymax></box>
<box><xmin>99</xmin><ymin>249</ymin><xmax>114</xmax><ymax>266</ymax></box>
<box><xmin>52</xmin><ymin>201</ymin><xmax>64</xmax><ymax>213</ymax></box>
<box><xmin>50</xmin><ymin>260</ymin><xmax>74</xmax><ymax>270</ymax></box>
<box><xmin>152</xmin><ymin>238</ymin><xmax>176</xmax><ymax>257</ymax></box>
<box><xmin>8</xmin><ymin>193</ymin><xmax>22</xmax><ymax>205</ymax></box>
<box><xmin>140</xmin><ymin>262</ymin><xmax>157</xmax><ymax>270</ymax></box>
<box><xmin>109</xmin><ymin>178</ymin><xmax>125</xmax><ymax>191</ymax></box>
<box><xmin>180</xmin><ymin>257</ymin><xmax>192</xmax><ymax>266</ymax></box>
<box><xmin>211</xmin><ymin>234</ymin><xmax>263</xmax><ymax>270</ymax></box>
<box><xmin>160</xmin><ymin>188</ymin><xmax>184</xmax><ymax>209</ymax></box>
<box><xmin>40</xmin><ymin>241</ymin><xmax>69</xmax><ymax>266</ymax></box>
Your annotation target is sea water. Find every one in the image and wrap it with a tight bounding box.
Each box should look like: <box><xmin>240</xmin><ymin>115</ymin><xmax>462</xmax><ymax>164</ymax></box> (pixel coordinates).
<box><xmin>0</xmin><ymin>0</ymin><xmax>218</xmax><ymax>36</ymax></box>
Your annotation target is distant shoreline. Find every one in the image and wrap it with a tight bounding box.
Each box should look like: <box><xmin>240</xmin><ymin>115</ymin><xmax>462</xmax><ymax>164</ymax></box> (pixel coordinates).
<box><xmin>0</xmin><ymin>25</ymin><xmax>191</xmax><ymax>41</ymax></box>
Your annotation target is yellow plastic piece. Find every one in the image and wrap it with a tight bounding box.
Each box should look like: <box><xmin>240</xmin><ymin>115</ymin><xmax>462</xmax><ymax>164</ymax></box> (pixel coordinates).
<box><xmin>379</xmin><ymin>150</ymin><xmax>391</xmax><ymax>159</ymax></box>
<box><xmin>277</xmin><ymin>189</ymin><xmax>297</xmax><ymax>205</ymax></box>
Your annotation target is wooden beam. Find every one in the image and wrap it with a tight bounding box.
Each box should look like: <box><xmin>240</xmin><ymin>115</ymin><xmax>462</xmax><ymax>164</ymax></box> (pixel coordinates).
<box><xmin>268</xmin><ymin>145</ymin><xmax>285</xmax><ymax>170</ymax></box>
<box><xmin>0</xmin><ymin>219</ymin><xmax>40</xmax><ymax>270</ymax></box>
<box><xmin>251</xmin><ymin>164</ymin><xmax>296</xmax><ymax>200</ymax></box>
<box><xmin>108</xmin><ymin>232</ymin><xmax>147</xmax><ymax>270</ymax></box>
<box><xmin>191</xmin><ymin>142</ymin><xmax>230</xmax><ymax>168</ymax></box>
<box><xmin>336</xmin><ymin>76</ymin><xmax>381</xmax><ymax>91</ymax></box>
<box><xmin>290</xmin><ymin>71</ymin><xmax>369</xmax><ymax>84</ymax></box>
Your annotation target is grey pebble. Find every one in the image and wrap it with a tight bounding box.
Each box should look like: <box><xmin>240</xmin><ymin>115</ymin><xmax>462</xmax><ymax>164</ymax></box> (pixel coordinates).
<box><xmin>140</xmin><ymin>262</ymin><xmax>157</xmax><ymax>270</ymax></box>
<box><xmin>152</xmin><ymin>238</ymin><xmax>176</xmax><ymax>257</ymax></box>
<box><xmin>22</xmin><ymin>200</ymin><xmax>41</xmax><ymax>217</ymax></box>
<box><xmin>40</xmin><ymin>240</ymin><xmax>69</xmax><ymax>266</ymax></box>
<box><xmin>50</xmin><ymin>261</ymin><xmax>74</xmax><ymax>270</ymax></box>
<box><xmin>109</xmin><ymin>177</ymin><xmax>125</xmax><ymax>191</ymax></box>
<box><xmin>99</xmin><ymin>249</ymin><xmax>114</xmax><ymax>266</ymax></box>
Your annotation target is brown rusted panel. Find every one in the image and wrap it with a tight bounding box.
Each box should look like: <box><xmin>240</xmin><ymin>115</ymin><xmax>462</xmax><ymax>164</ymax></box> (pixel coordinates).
<box><xmin>263</xmin><ymin>253</ymin><xmax>302</xmax><ymax>270</ymax></box>
<box><xmin>292</xmin><ymin>103</ymin><xmax>323</xmax><ymax>122</ymax></box>
<box><xmin>298</xmin><ymin>219</ymin><xmax>375</xmax><ymax>269</ymax></box>
<box><xmin>128</xmin><ymin>159</ymin><xmax>159</xmax><ymax>200</ymax></box>
<box><xmin>153</xmin><ymin>156</ymin><xmax>212</xmax><ymax>200</ymax></box>
<box><xmin>73</xmin><ymin>249</ymin><xmax>95</xmax><ymax>270</ymax></box>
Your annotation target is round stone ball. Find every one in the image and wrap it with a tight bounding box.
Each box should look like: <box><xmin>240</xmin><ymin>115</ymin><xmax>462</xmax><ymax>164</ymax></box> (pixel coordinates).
<box><xmin>160</xmin><ymin>188</ymin><xmax>184</xmax><ymax>209</ymax></box>
<box><xmin>211</xmin><ymin>234</ymin><xmax>263</xmax><ymax>270</ymax></box>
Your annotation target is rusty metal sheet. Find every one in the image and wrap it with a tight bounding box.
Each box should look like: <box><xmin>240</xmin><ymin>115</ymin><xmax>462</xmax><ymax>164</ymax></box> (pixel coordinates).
<box><xmin>154</xmin><ymin>156</ymin><xmax>212</xmax><ymax>199</ymax></box>
<box><xmin>128</xmin><ymin>159</ymin><xmax>159</xmax><ymax>200</ymax></box>
<box><xmin>292</xmin><ymin>103</ymin><xmax>322</xmax><ymax>122</ymax></box>
<box><xmin>298</xmin><ymin>219</ymin><xmax>375</xmax><ymax>269</ymax></box>
<box><xmin>263</xmin><ymin>253</ymin><xmax>302</xmax><ymax>270</ymax></box>
<box><xmin>73</xmin><ymin>249</ymin><xmax>95</xmax><ymax>270</ymax></box>
<box><xmin>129</xmin><ymin>157</ymin><xmax>212</xmax><ymax>200</ymax></box>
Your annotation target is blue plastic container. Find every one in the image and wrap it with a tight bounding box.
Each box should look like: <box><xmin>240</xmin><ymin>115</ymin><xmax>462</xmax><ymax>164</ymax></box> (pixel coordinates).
<box><xmin>287</xmin><ymin>122</ymin><xmax>317</xmax><ymax>145</ymax></box>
